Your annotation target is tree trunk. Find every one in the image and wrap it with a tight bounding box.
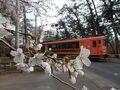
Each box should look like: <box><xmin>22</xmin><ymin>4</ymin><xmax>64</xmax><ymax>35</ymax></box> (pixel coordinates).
<box><xmin>73</xmin><ymin>11</ymin><xmax>86</xmax><ymax>38</ymax></box>
<box><xmin>23</xmin><ymin>6</ymin><xmax>27</xmax><ymax>46</ymax></box>
<box><xmin>91</xmin><ymin>0</ymin><xmax>103</xmax><ymax>36</ymax></box>
<box><xmin>85</xmin><ymin>0</ymin><xmax>97</xmax><ymax>36</ymax></box>
<box><xmin>102</xmin><ymin>0</ymin><xmax>120</xmax><ymax>55</ymax></box>
<box><xmin>15</xmin><ymin>0</ymin><xmax>19</xmax><ymax>49</ymax></box>
<box><xmin>35</xmin><ymin>15</ymin><xmax>37</xmax><ymax>42</ymax></box>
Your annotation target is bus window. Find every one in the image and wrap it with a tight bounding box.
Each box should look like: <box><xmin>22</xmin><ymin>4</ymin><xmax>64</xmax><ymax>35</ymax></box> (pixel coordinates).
<box><xmin>75</xmin><ymin>42</ymin><xmax>79</xmax><ymax>48</ymax></box>
<box><xmin>92</xmin><ymin>41</ymin><xmax>96</xmax><ymax>47</ymax></box>
<box><xmin>59</xmin><ymin>43</ymin><xmax>63</xmax><ymax>49</ymax></box>
<box><xmin>98</xmin><ymin>40</ymin><xmax>101</xmax><ymax>44</ymax></box>
<box><xmin>59</xmin><ymin>43</ymin><xmax>66</xmax><ymax>49</ymax></box>
<box><xmin>56</xmin><ymin>44</ymin><xmax>59</xmax><ymax>49</ymax></box>
<box><xmin>48</xmin><ymin>45</ymin><xmax>52</xmax><ymax>49</ymax></box>
<box><xmin>67</xmin><ymin>42</ymin><xmax>79</xmax><ymax>48</ymax></box>
<box><xmin>52</xmin><ymin>44</ymin><xmax>56</xmax><ymax>49</ymax></box>
<box><xmin>72</xmin><ymin>42</ymin><xmax>79</xmax><ymax>48</ymax></box>
<box><xmin>64</xmin><ymin>43</ymin><xmax>68</xmax><ymax>49</ymax></box>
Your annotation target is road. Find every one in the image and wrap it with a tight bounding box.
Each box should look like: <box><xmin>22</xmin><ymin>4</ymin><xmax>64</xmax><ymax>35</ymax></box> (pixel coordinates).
<box><xmin>85</xmin><ymin>60</ymin><xmax>120</xmax><ymax>90</ymax></box>
<box><xmin>0</xmin><ymin>60</ymin><xmax>120</xmax><ymax>90</ymax></box>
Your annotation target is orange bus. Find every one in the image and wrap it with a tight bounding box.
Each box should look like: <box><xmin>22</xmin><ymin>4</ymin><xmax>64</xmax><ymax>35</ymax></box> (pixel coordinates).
<box><xmin>43</xmin><ymin>36</ymin><xmax>107</xmax><ymax>57</ymax></box>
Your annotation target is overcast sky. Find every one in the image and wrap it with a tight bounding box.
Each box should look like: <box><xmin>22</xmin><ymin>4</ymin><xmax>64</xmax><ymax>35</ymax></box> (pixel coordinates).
<box><xmin>26</xmin><ymin>0</ymin><xmax>70</xmax><ymax>30</ymax></box>
<box><xmin>27</xmin><ymin>0</ymin><xmax>102</xmax><ymax>31</ymax></box>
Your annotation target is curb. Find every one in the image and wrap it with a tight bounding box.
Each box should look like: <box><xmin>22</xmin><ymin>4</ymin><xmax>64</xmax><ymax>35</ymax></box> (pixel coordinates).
<box><xmin>106</xmin><ymin>58</ymin><xmax>120</xmax><ymax>64</ymax></box>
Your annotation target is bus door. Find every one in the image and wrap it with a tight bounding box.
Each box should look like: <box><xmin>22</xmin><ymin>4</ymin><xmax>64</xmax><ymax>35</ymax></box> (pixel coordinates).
<box><xmin>91</xmin><ymin>40</ymin><xmax>99</xmax><ymax>55</ymax></box>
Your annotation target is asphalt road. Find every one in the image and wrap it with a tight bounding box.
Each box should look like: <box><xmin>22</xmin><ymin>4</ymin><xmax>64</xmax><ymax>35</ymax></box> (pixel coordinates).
<box><xmin>0</xmin><ymin>60</ymin><xmax>120</xmax><ymax>90</ymax></box>
<box><xmin>85</xmin><ymin>60</ymin><xmax>120</xmax><ymax>90</ymax></box>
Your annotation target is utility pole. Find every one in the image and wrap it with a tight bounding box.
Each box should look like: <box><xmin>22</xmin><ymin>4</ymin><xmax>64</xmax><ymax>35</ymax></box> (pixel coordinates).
<box><xmin>15</xmin><ymin>0</ymin><xmax>19</xmax><ymax>49</ymax></box>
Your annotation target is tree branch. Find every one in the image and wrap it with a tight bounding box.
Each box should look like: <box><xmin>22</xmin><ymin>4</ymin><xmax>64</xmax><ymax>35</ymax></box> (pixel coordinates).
<box><xmin>40</xmin><ymin>65</ymin><xmax>81</xmax><ymax>90</ymax></box>
<box><xmin>0</xmin><ymin>39</ymin><xmax>81</xmax><ymax>90</ymax></box>
<box><xmin>0</xmin><ymin>39</ymin><xmax>16</xmax><ymax>50</ymax></box>
<box><xmin>50</xmin><ymin>74</ymin><xmax>81</xmax><ymax>90</ymax></box>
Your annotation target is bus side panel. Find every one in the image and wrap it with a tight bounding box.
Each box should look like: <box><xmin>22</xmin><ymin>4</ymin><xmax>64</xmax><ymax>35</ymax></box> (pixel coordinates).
<box><xmin>89</xmin><ymin>40</ymin><xmax>99</xmax><ymax>56</ymax></box>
